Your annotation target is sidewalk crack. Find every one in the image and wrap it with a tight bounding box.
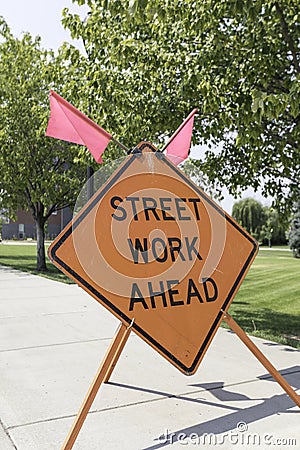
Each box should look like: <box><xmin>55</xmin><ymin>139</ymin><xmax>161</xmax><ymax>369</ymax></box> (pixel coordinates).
<box><xmin>0</xmin><ymin>419</ymin><xmax>18</xmax><ymax>449</ymax></box>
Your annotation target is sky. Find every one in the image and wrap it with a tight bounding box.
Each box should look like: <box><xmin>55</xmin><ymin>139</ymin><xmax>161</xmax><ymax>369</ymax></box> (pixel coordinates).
<box><xmin>0</xmin><ymin>0</ymin><xmax>88</xmax><ymax>52</ymax></box>
<box><xmin>0</xmin><ymin>1</ymin><xmax>269</xmax><ymax>213</ymax></box>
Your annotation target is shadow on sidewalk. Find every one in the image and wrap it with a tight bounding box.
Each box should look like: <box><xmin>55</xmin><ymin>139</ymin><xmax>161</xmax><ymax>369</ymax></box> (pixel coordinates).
<box><xmin>108</xmin><ymin>366</ymin><xmax>300</xmax><ymax>449</ymax></box>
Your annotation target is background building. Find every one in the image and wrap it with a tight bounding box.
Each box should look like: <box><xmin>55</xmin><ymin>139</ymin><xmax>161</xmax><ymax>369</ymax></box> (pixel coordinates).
<box><xmin>1</xmin><ymin>208</ymin><xmax>72</xmax><ymax>240</ymax></box>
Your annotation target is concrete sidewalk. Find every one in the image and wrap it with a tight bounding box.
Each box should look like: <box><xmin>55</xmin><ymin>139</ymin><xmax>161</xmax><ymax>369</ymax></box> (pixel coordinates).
<box><xmin>0</xmin><ymin>265</ymin><xmax>299</xmax><ymax>449</ymax></box>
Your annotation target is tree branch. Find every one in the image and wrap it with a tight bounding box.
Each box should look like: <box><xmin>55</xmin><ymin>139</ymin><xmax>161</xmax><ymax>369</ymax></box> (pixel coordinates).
<box><xmin>275</xmin><ymin>2</ymin><xmax>300</xmax><ymax>73</ymax></box>
<box><xmin>44</xmin><ymin>204</ymin><xmax>58</xmax><ymax>221</ymax></box>
<box><xmin>24</xmin><ymin>187</ymin><xmax>37</xmax><ymax>218</ymax></box>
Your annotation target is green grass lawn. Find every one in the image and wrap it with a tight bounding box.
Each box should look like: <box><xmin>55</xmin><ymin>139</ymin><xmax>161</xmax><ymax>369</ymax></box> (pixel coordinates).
<box><xmin>0</xmin><ymin>243</ymin><xmax>299</xmax><ymax>347</ymax></box>
<box><xmin>227</xmin><ymin>248</ymin><xmax>300</xmax><ymax>348</ymax></box>
<box><xmin>0</xmin><ymin>242</ymin><xmax>72</xmax><ymax>284</ymax></box>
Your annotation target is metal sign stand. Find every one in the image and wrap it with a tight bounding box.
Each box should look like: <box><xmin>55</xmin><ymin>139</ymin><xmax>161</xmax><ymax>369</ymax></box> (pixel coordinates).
<box><xmin>61</xmin><ymin>320</ymin><xmax>133</xmax><ymax>450</ymax></box>
<box><xmin>60</xmin><ymin>313</ymin><xmax>300</xmax><ymax>450</ymax></box>
<box><xmin>222</xmin><ymin>311</ymin><xmax>300</xmax><ymax>407</ymax></box>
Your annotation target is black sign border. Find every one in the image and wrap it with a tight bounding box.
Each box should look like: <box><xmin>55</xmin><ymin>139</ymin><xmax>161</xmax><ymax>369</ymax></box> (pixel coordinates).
<box><xmin>50</xmin><ymin>143</ymin><xmax>258</xmax><ymax>374</ymax></box>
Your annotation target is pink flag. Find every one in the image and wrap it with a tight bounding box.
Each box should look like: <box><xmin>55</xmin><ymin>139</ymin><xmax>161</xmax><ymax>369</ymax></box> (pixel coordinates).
<box><xmin>165</xmin><ymin>109</ymin><xmax>198</xmax><ymax>165</ymax></box>
<box><xmin>46</xmin><ymin>90</ymin><xmax>112</xmax><ymax>163</ymax></box>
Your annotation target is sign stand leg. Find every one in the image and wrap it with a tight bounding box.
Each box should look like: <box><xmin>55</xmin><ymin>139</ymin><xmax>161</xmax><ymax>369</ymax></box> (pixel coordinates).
<box><xmin>222</xmin><ymin>311</ymin><xmax>300</xmax><ymax>408</ymax></box>
<box><xmin>61</xmin><ymin>321</ymin><xmax>133</xmax><ymax>450</ymax></box>
<box><xmin>103</xmin><ymin>326</ymin><xmax>131</xmax><ymax>383</ymax></box>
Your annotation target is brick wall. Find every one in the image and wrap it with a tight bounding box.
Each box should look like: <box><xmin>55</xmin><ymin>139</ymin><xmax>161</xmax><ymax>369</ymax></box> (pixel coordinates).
<box><xmin>1</xmin><ymin>208</ymin><xmax>72</xmax><ymax>240</ymax></box>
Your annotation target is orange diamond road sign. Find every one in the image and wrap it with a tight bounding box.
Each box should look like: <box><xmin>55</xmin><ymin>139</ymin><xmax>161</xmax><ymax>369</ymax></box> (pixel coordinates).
<box><xmin>48</xmin><ymin>142</ymin><xmax>258</xmax><ymax>375</ymax></box>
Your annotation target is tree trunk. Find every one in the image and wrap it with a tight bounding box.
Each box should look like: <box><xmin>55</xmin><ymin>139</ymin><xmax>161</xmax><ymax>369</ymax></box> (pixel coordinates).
<box><xmin>36</xmin><ymin>217</ymin><xmax>47</xmax><ymax>272</ymax></box>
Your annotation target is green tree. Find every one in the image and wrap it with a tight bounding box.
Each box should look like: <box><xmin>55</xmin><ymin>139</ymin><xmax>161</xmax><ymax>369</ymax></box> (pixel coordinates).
<box><xmin>181</xmin><ymin>159</ymin><xmax>222</xmax><ymax>201</ymax></box>
<box><xmin>62</xmin><ymin>0</ymin><xmax>300</xmax><ymax>213</ymax></box>
<box><xmin>0</xmin><ymin>18</ymin><xmax>86</xmax><ymax>271</ymax></box>
<box><xmin>289</xmin><ymin>200</ymin><xmax>300</xmax><ymax>258</ymax></box>
<box><xmin>232</xmin><ymin>198</ymin><xmax>265</xmax><ymax>240</ymax></box>
<box><xmin>260</xmin><ymin>207</ymin><xmax>288</xmax><ymax>246</ymax></box>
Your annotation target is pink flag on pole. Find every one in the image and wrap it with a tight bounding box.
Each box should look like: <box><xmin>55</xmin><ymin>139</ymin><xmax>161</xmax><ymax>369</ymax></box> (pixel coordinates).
<box><xmin>46</xmin><ymin>90</ymin><xmax>112</xmax><ymax>163</ymax></box>
<box><xmin>165</xmin><ymin>109</ymin><xmax>198</xmax><ymax>165</ymax></box>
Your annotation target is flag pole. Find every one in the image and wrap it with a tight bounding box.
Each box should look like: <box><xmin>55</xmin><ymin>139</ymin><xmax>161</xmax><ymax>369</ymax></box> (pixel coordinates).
<box><xmin>160</xmin><ymin>108</ymin><xmax>198</xmax><ymax>153</ymax></box>
<box><xmin>111</xmin><ymin>136</ymin><xmax>130</xmax><ymax>153</ymax></box>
